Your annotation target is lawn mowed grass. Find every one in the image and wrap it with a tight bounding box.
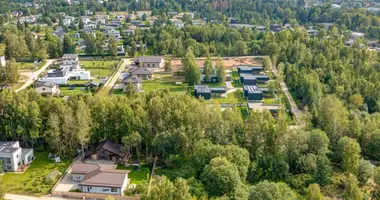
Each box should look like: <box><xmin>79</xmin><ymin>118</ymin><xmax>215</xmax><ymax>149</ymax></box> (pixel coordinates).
<box><xmin>80</xmin><ymin>60</ymin><xmax>119</xmax><ymax>78</ymax></box>
<box><xmin>116</xmin><ymin>165</ymin><xmax>150</xmax><ymax>185</ymax></box>
<box><xmin>208</xmin><ymin>90</ymin><xmax>247</xmax><ymax>104</ymax></box>
<box><xmin>60</xmin><ymin>86</ymin><xmax>88</xmax><ymax>96</ymax></box>
<box><xmin>2</xmin><ymin>151</ymin><xmax>71</xmax><ymax>196</ymax></box>
<box><xmin>88</xmin><ymin>68</ymin><xmax>114</xmax><ymax>77</ymax></box>
<box><xmin>143</xmin><ymin>81</ymin><xmax>189</xmax><ymax>93</ymax></box>
<box><xmin>15</xmin><ymin>61</ymin><xmax>47</xmax><ymax>70</ymax></box>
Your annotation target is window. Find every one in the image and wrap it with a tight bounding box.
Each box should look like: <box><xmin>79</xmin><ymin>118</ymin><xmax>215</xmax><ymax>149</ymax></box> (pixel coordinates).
<box><xmin>152</xmin><ymin>64</ymin><xmax>155</xmax><ymax>67</ymax></box>
<box><xmin>102</xmin><ymin>188</ymin><xmax>110</xmax><ymax>192</ymax></box>
<box><xmin>111</xmin><ymin>188</ymin><xmax>117</xmax><ymax>192</ymax></box>
<box><xmin>147</xmin><ymin>64</ymin><xmax>150</xmax><ymax>67</ymax></box>
<box><xmin>42</xmin><ymin>88</ymin><xmax>46</xmax><ymax>91</ymax></box>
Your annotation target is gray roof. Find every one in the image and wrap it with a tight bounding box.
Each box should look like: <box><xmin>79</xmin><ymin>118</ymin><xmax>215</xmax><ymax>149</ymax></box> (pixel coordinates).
<box><xmin>71</xmin><ymin>163</ymin><xmax>101</xmax><ymax>174</ymax></box>
<box><xmin>238</xmin><ymin>65</ymin><xmax>263</xmax><ymax>72</ymax></box>
<box><xmin>194</xmin><ymin>85</ymin><xmax>211</xmax><ymax>93</ymax></box>
<box><xmin>85</xmin><ymin>81</ymin><xmax>100</xmax><ymax>87</ymax></box>
<box><xmin>79</xmin><ymin>171</ymin><xmax>128</xmax><ymax>187</ymax></box>
<box><xmin>0</xmin><ymin>147</ymin><xmax>19</xmax><ymax>154</ymax></box>
<box><xmin>0</xmin><ymin>141</ymin><xmax>17</xmax><ymax>147</ymax></box>
<box><xmin>138</xmin><ymin>56</ymin><xmax>163</xmax><ymax>63</ymax></box>
<box><xmin>240</xmin><ymin>74</ymin><xmax>257</xmax><ymax>80</ymax></box>
<box><xmin>62</xmin><ymin>54</ymin><xmax>78</xmax><ymax>59</ymax></box>
<box><xmin>122</xmin><ymin>76</ymin><xmax>143</xmax><ymax>83</ymax></box>
<box><xmin>131</xmin><ymin>67</ymin><xmax>153</xmax><ymax>75</ymax></box>
<box><xmin>36</xmin><ymin>81</ymin><xmax>57</xmax><ymax>88</ymax></box>
<box><xmin>21</xmin><ymin>148</ymin><xmax>33</xmax><ymax>156</ymax></box>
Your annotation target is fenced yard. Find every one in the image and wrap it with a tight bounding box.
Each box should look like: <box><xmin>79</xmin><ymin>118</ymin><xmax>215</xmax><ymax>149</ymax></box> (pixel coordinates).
<box><xmin>2</xmin><ymin>150</ymin><xmax>71</xmax><ymax>196</ymax></box>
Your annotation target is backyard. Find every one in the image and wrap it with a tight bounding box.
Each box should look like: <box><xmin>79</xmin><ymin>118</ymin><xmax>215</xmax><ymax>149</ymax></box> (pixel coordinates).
<box><xmin>2</xmin><ymin>151</ymin><xmax>71</xmax><ymax>196</ymax></box>
<box><xmin>116</xmin><ymin>165</ymin><xmax>150</xmax><ymax>185</ymax></box>
<box><xmin>208</xmin><ymin>90</ymin><xmax>247</xmax><ymax>104</ymax></box>
<box><xmin>142</xmin><ymin>73</ymin><xmax>189</xmax><ymax>94</ymax></box>
<box><xmin>59</xmin><ymin>86</ymin><xmax>89</xmax><ymax>96</ymax></box>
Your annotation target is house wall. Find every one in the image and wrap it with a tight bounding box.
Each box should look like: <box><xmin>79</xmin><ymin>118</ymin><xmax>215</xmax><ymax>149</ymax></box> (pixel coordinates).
<box><xmin>71</xmin><ymin>174</ymin><xmax>86</xmax><ymax>182</ymax></box>
<box><xmin>68</xmin><ymin>71</ymin><xmax>91</xmax><ymax>80</ymax></box>
<box><xmin>22</xmin><ymin>149</ymin><xmax>34</xmax><ymax>165</ymax></box>
<box><xmin>42</xmin><ymin>76</ymin><xmax>69</xmax><ymax>85</ymax></box>
<box><xmin>120</xmin><ymin>174</ymin><xmax>129</xmax><ymax>195</ymax></box>
<box><xmin>81</xmin><ymin>185</ymin><xmax>122</xmax><ymax>195</ymax></box>
<box><xmin>35</xmin><ymin>86</ymin><xmax>59</xmax><ymax>95</ymax></box>
<box><xmin>142</xmin><ymin>61</ymin><xmax>163</xmax><ymax>68</ymax></box>
<box><xmin>0</xmin><ymin>148</ymin><xmax>22</xmax><ymax>171</ymax></box>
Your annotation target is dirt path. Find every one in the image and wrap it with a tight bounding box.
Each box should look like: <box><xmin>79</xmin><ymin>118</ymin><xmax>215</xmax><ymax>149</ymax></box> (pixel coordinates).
<box><xmin>15</xmin><ymin>59</ymin><xmax>56</xmax><ymax>92</ymax></box>
<box><xmin>98</xmin><ymin>59</ymin><xmax>129</xmax><ymax>94</ymax></box>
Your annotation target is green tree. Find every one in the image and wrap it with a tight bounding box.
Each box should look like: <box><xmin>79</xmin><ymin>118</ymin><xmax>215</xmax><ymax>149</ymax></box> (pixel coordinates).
<box><xmin>203</xmin><ymin>56</ymin><xmax>213</xmax><ymax>82</ymax></box>
<box><xmin>75</xmin><ymin>99</ymin><xmax>92</xmax><ymax>159</ymax></box>
<box><xmin>262</xmin><ymin>57</ymin><xmax>272</xmax><ymax>71</ymax></box>
<box><xmin>124</xmin><ymin>81</ymin><xmax>137</xmax><ymax>97</ymax></box>
<box><xmin>343</xmin><ymin>174</ymin><xmax>363</xmax><ymax>200</ymax></box>
<box><xmin>306</xmin><ymin>184</ymin><xmax>324</xmax><ymax>200</ymax></box>
<box><xmin>79</xmin><ymin>19</ymin><xmax>84</xmax><ymax>29</ymax></box>
<box><xmin>63</xmin><ymin>34</ymin><xmax>75</xmax><ymax>54</ymax></box>
<box><xmin>164</xmin><ymin>56</ymin><xmax>172</xmax><ymax>72</ymax></box>
<box><xmin>142</xmin><ymin>176</ymin><xmax>192</xmax><ymax>200</ymax></box>
<box><xmin>249</xmin><ymin>181</ymin><xmax>298</xmax><ymax>200</ymax></box>
<box><xmin>108</xmin><ymin>36</ymin><xmax>118</xmax><ymax>57</ymax></box>
<box><xmin>4</xmin><ymin>59</ymin><xmax>19</xmax><ymax>84</ymax></box>
<box><xmin>313</xmin><ymin>155</ymin><xmax>332</xmax><ymax>186</ymax></box>
<box><xmin>122</xmin><ymin>131</ymin><xmax>142</xmax><ymax>161</ymax></box>
<box><xmin>200</xmin><ymin>157</ymin><xmax>241</xmax><ymax>197</ymax></box>
<box><xmin>182</xmin><ymin>48</ymin><xmax>200</xmax><ymax>85</ymax></box>
<box><xmin>337</xmin><ymin>137</ymin><xmax>361</xmax><ymax>174</ymax></box>
<box><xmin>235</xmin><ymin>41</ymin><xmax>248</xmax><ymax>56</ymax></box>
<box><xmin>215</xmin><ymin>57</ymin><xmax>226</xmax><ymax>83</ymax></box>
<box><xmin>357</xmin><ymin>159</ymin><xmax>373</xmax><ymax>186</ymax></box>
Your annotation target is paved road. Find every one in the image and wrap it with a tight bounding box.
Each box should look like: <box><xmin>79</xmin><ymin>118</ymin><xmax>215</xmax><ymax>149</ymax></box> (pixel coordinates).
<box><xmin>15</xmin><ymin>59</ymin><xmax>56</xmax><ymax>92</ymax></box>
<box><xmin>271</xmin><ymin>62</ymin><xmax>304</xmax><ymax>128</ymax></box>
<box><xmin>5</xmin><ymin>194</ymin><xmax>79</xmax><ymax>200</ymax></box>
<box><xmin>99</xmin><ymin>58</ymin><xmax>129</xmax><ymax>94</ymax></box>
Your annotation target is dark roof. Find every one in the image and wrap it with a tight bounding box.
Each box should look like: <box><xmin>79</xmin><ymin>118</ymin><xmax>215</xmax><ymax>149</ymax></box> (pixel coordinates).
<box><xmin>209</xmin><ymin>87</ymin><xmax>226</xmax><ymax>93</ymax></box>
<box><xmin>71</xmin><ymin>163</ymin><xmax>101</xmax><ymax>174</ymax></box>
<box><xmin>62</xmin><ymin>54</ymin><xmax>78</xmax><ymax>59</ymax></box>
<box><xmin>36</xmin><ymin>81</ymin><xmax>57</xmax><ymax>88</ymax></box>
<box><xmin>122</xmin><ymin>76</ymin><xmax>143</xmax><ymax>83</ymax></box>
<box><xmin>0</xmin><ymin>141</ymin><xmax>18</xmax><ymax>147</ymax></box>
<box><xmin>138</xmin><ymin>56</ymin><xmax>163</xmax><ymax>63</ymax></box>
<box><xmin>240</xmin><ymin>74</ymin><xmax>257</xmax><ymax>80</ymax></box>
<box><xmin>238</xmin><ymin>65</ymin><xmax>263</xmax><ymax>72</ymax></box>
<box><xmin>79</xmin><ymin>171</ymin><xmax>129</xmax><ymax>187</ymax></box>
<box><xmin>130</xmin><ymin>67</ymin><xmax>153</xmax><ymax>75</ymax></box>
<box><xmin>96</xmin><ymin>140</ymin><xmax>122</xmax><ymax>156</ymax></box>
<box><xmin>85</xmin><ymin>81</ymin><xmax>100</xmax><ymax>87</ymax></box>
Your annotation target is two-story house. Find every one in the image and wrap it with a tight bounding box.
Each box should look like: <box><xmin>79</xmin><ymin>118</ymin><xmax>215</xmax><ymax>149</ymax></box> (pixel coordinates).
<box><xmin>0</xmin><ymin>141</ymin><xmax>34</xmax><ymax>172</ymax></box>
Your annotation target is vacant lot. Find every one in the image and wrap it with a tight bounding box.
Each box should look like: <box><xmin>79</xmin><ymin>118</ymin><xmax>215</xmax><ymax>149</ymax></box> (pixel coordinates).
<box><xmin>60</xmin><ymin>86</ymin><xmax>89</xmax><ymax>96</ymax></box>
<box><xmin>80</xmin><ymin>60</ymin><xmax>119</xmax><ymax>78</ymax></box>
<box><xmin>3</xmin><ymin>151</ymin><xmax>71</xmax><ymax>196</ymax></box>
<box><xmin>208</xmin><ymin>90</ymin><xmax>247</xmax><ymax>104</ymax></box>
<box><xmin>142</xmin><ymin>73</ymin><xmax>189</xmax><ymax>93</ymax></box>
<box><xmin>171</xmin><ymin>57</ymin><xmax>263</xmax><ymax>72</ymax></box>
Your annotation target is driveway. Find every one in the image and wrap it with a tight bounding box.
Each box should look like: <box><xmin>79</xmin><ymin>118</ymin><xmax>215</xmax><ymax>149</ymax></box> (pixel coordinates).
<box><xmin>15</xmin><ymin>59</ymin><xmax>56</xmax><ymax>92</ymax></box>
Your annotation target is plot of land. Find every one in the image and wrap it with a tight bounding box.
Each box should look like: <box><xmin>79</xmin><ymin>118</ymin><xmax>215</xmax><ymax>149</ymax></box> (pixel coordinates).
<box><xmin>2</xmin><ymin>151</ymin><xmax>71</xmax><ymax>196</ymax></box>
<box><xmin>142</xmin><ymin>73</ymin><xmax>189</xmax><ymax>93</ymax></box>
<box><xmin>60</xmin><ymin>86</ymin><xmax>89</xmax><ymax>96</ymax></box>
<box><xmin>80</xmin><ymin>60</ymin><xmax>119</xmax><ymax>78</ymax></box>
<box><xmin>208</xmin><ymin>90</ymin><xmax>247</xmax><ymax>104</ymax></box>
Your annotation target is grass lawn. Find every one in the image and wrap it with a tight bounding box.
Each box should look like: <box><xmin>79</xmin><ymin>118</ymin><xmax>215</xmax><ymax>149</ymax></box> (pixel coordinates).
<box><xmin>143</xmin><ymin>81</ymin><xmax>189</xmax><ymax>94</ymax></box>
<box><xmin>2</xmin><ymin>151</ymin><xmax>71</xmax><ymax>196</ymax></box>
<box><xmin>209</xmin><ymin>90</ymin><xmax>247</xmax><ymax>104</ymax></box>
<box><xmin>88</xmin><ymin>68</ymin><xmax>113</xmax><ymax>77</ymax></box>
<box><xmin>0</xmin><ymin>43</ymin><xmax>5</xmax><ymax>55</ymax></box>
<box><xmin>116</xmin><ymin>165</ymin><xmax>150</xmax><ymax>185</ymax></box>
<box><xmin>111</xmin><ymin>88</ymin><xmax>124</xmax><ymax>95</ymax></box>
<box><xmin>240</xmin><ymin>106</ymin><xmax>249</xmax><ymax>119</ymax></box>
<box><xmin>66</xmin><ymin>80</ymin><xmax>90</xmax><ymax>85</ymax></box>
<box><xmin>60</xmin><ymin>86</ymin><xmax>88</xmax><ymax>96</ymax></box>
<box><xmin>145</xmin><ymin>46</ymin><xmax>154</xmax><ymax>56</ymax></box>
<box><xmin>80</xmin><ymin>60</ymin><xmax>119</xmax><ymax>69</ymax></box>
<box><xmin>15</xmin><ymin>61</ymin><xmax>47</xmax><ymax>70</ymax></box>
<box><xmin>231</xmin><ymin>70</ymin><xmax>242</xmax><ymax>87</ymax></box>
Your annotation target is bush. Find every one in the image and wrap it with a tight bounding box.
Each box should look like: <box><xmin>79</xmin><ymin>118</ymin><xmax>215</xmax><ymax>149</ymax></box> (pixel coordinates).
<box><xmin>45</xmin><ymin>170</ymin><xmax>61</xmax><ymax>185</ymax></box>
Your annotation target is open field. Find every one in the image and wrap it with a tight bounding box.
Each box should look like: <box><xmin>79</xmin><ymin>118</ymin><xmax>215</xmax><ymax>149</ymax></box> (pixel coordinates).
<box><xmin>80</xmin><ymin>60</ymin><xmax>119</xmax><ymax>78</ymax></box>
<box><xmin>2</xmin><ymin>151</ymin><xmax>71</xmax><ymax>196</ymax></box>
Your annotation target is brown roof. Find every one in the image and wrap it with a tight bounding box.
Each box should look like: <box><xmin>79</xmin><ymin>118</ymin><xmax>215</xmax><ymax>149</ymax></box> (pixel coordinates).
<box><xmin>96</xmin><ymin>140</ymin><xmax>123</xmax><ymax>156</ymax></box>
<box><xmin>71</xmin><ymin>163</ymin><xmax>101</xmax><ymax>174</ymax></box>
<box><xmin>79</xmin><ymin>171</ymin><xmax>129</xmax><ymax>187</ymax></box>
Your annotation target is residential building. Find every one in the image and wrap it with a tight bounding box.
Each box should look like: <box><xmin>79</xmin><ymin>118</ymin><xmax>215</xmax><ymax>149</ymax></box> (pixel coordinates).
<box><xmin>75</xmin><ymin>28</ymin><xmax>95</xmax><ymax>38</ymax></box>
<box><xmin>173</xmin><ymin>21</ymin><xmax>185</xmax><ymax>28</ymax></box>
<box><xmin>0</xmin><ymin>56</ymin><xmax>5</xmax><ymax>67</ymax></box>
<box><xmin>129</xmin><ymin>68</ymin><xmax>153</xmax><ymax>80</ymax></box>
<box><xmin>122</xmin><ymin>29</ymin><xmax>135</xmax><ymax>36</ymax></box>
<box><xmin>41</xmin><ymin>54</ymin><xmax>90</xmax><ymax>85</ymax></box>
<box><xmin>0</xmin><ymin>141</ymin><xmax>34</xmax><ymax>172</ymax></box>
<box><xmin>117</xmin><ymin>46</ymin><xmax>125</xmax><ymax>56</ymax></box>
<box><xmin>104</xmin><ymin>28</ymin><xmax>120</xmax><ymax>39</ymax></box>
<box><xmin>95</xmin><ymin>14</ymin><xmax>109</xmax><ymax>20</ymax></box>
<box><xmin>114</xmin><ymin>14</ymin><xmax>124</xmax><ymax>20</ymax></box>
<box><xmin>11</xmin><ymin>11</ymin><xmax>23</xmax><ymax>18</ymax></box>
<box><xmin>81</xmin><ymin>16</ymin><xmax>91</xmax><ymax>24</ymax></box>
<box><xmin>19</xmin><ymin>16</ymin><xmax>36</xmax><ymax>23</ymax></box>
<box><xmin>230</xmin><ymin>24</ymin><xmax>255</xmax><ymax>29</ymax></box>
<box><xmin>256</xmin><ymin>25</ymin><xmax>266</xmax><ymax>32</ymax></box>
<box><xmin>85</xmin><ymin>81</ymin><xmax>100</xmax><ymax>91</ymax></box>
<box><xmin>351</xmin><ymin>31</ymin><xmax>365</xmax><ymax>39</ymax></box>
<box><xmin>135</xmin><ymin>56</ymin><xmax>164</xmax><ymax>68</ymax></box>
<box><xmin>307</xmin><ymin>29</ymin><xmax>319</xmax><ymax>36</ymax></box>
<box><xmin>240</xmin><ymin>74</ymin><xmax>269</xmax><ymax>84</ymax></box>
<box><xmin>53</xmin><ymin>27</ymin><xmax>66</xmax><ymax>40</ymax></box>
<box><xmin>108</xmin><ymin>19</ymin><xmax>122</xmax><ymax>27</ymax></box>
<box><xmin>237</xmin><ymin>65</ymin><xmax>263</xmax><ymax>74</ymax></box>
<box><xmin>270</xmin><ymin>24</ymin><xmax>282</xmax><ymax>32</ymax></box>
<box><xmin>71</xmin><ymin>163</ymin><xmax>129</xmax><ymax>195</ymax></box>
<box><xmin>84</xmin><ymin>22</ymin><xmax>97</xmax><ymax>29</ymax></box>
<box><xmin>243</xmin><ymin>85</ymin><xmax>263</xmax><ymax>101</ymax></box>
<box><xmin>63</xmin><ymin>16</ymin><xmax>75</xmax><ymax>26</ymax></box>
<box><xmin>35</xmin><ymin>81</ymin><xmax>60</xmax><ymax>95</ymax></box>
<box><xmin>96</xmin><ymin>18</ymin><xmax>106</xmax><ymax>25</ymax></box>
<box><xmin>85</xmin><ymin>140</ymin><xmax>123</xmax><ymax>161</ymax></box>
<box><xmin>194</xmin><ymin>85</ymin><xmax>226</xmax><ymax>100</ymax></box>
<box><xmin>122</xmin><ymin>76</ymin><xmax>143</xmax><ymax>92</ymax></box>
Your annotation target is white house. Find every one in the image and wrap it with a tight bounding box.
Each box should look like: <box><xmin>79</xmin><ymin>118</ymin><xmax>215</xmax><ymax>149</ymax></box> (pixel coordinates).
<box><xmin>62</xmin><ymin>16</ymin><xmax>75</xmax><ymax>26</ymax></box>
<box><xmin>41</xmin><ymin>54</ymin><xmax>90</xmax><ymax>85</ymax></box>
<box><xmin>35</xmin><ymin>81</ymin><xmax>60</xmax><ymax>95</ymax></box>
<box><xmin>0</xmin><ymin>141</ymin><xmax>34</xmax><ymax>172</ymax></box>
<box><xmin>81</xmin><ymin>17</ymin><xmax>91</xmax><ymax>24</ymax></box>
<box><xmin>96</xmin><ymin>18</ymin><xmax>106</xmax><ymax>25</ymax></box>
<box><xmin>71</xmin><ymin>163</ymin><xmax>129</xmax><ymax>196</ymax></box>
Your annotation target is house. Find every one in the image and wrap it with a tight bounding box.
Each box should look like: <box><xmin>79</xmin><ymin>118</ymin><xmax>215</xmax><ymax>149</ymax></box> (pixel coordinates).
<box><xmin>351</xmin><ymin>31</ymin><xmax>365</xmax><ymax>39</ymax></box>
<box><xmin>167</xmin><ymin>11</ymin><xmax>179</xmax><ymax>17</ymax></box>
<box><xmin>122</xmin><ymin>29</ymin><xmax>135</xmax><ymax>36</ymax></box>
<box><xmin>19</xmin><ymin>16</ymin><xmax>36</xmax><ymax>23</ymax></box>
<box><xmin>173</xmin><ymin>21</ymin><xmax>185</xmax><ymax>28</ymax></box>
<box><xmin>108</xmin><ymin>19</ymin><xmax>122</xmax><ymax>27</ymax></box>
<box><xmin>85</xmin><ymin>81</ymin><xmax>100</xmax><ymax>91</ymax></box>
<box><xmin>41</xmin><ymin>54</ymin><xmax>90</xmax><ymax>85</ymax></box>
<box><xmin>0</xmin><ymin>56</ymin><xmax>5</xmax><ymax>67</ymax></box>
<box><xmin>62</xmin><ymin>16</ymin><xmax>75</xmax><ymax>26</ymax></box>
<box><xmin>307</xmin><ymin>29</ymin><xmax>319</xmax><ymax>36</ymax></box>
<box><xmin>71</xmin><ymin>163</ymin><xmax>129</xmax><ymax>195</ymax></box>
<box><xmin>81</xmin><ymin>17</ymin><xmax>91</xmax><ymax>24</ymax></box>
<box><xmin>75</xmin><ymin>28</ymin><xmax>95</xmax><ymax>38</ymax></box>
<box><xmin>84</xmin><ymin>22</ymin><xmax>97</xmax><ymax>29</ymax></box>
<box><xmin>11</xmin><ymin>11</ymin><xmax>23</xmax><ymax>18</ymax></box>
<box><xmin>129</xmin><ymin>68</ymin><xmax>153</xmax><ymax>80</ymax></box>
<box><xmin>103</xmin><ymin>28</ymin><xmax>120</xmax><ymax>39</ymax></box>
<box><xmin>256</xmin><ymin>25</ymin><xmax>266</xmax><ymax>32</ymax></box>
<box><xmin>200</xmin><ymin>67</ymin><xmax>218</xmax><ymax>83</ymax></box>
<box><xmin>230</xmin><ymin>24</ymin><xmax>255</xmax><ymax>29</ymax></box>
<box><xmin>53</xmin><ymin>27</ymin><xmax>66</xmax><ymax>40</ymax></box>
<box><xmin>135</xmin><ymin>56</ymin><xmax>164</xmax><ymax>68</ymax></box>
<box><xmin>96</xmin><ymin>18</ymin><xmax>106</xmax><ymax>25</ymax></box>
<box><xmin>35</xmin><ymin>81</ymin><xmax>60</xmax><ymax>95</ymax></box>
<box><xmin>114</xmin><ymin>14</ymin><xmax>124</xmax><ymax>20</ymax></box>
<box><xmin>237</xmin><ymin>65</ymin><xmax>263</xmax><ymax>74</ymax></box>
<box><xmin>194</xmin><ymin>85</ymin><xmax>226</xmax><ymax>100</ymax></box>
<box><xmin>240</xmin><ymin>74</ymin><xmax>257</xmax><ymax>85</ymax></box>
<box><xmin>0</xmin><ymin>141</ymin><xmax>34</xmax><ymax>172</ymax></box>
<box><xmin>122</xmin><ymin>76</ymin><xmax>143</xmax><ymax>92</ymax></box>
<box><xmin>117</xmin><ymin>46</ymin><xmax>125</xmax><ymax>56</ymax></box>
<box><xmin>85</xmin><ymin>140</ymin><xmax>123</xmax><ymax>161</ymax></box>
<box><xmin>368</xmin><ymin>40</ymin><xmax>380</xmax><ymax>49</ymax></box>
<box><xmin>345</xmin><ymin>39</ymin><xmax>355</xmax><ymax>47</ymax></box>
<box><xmin>270</xmin><ymin>24</ymin><xmax>282</xmax><ymax>32</ymax></box>
<box><xmin>95</xmin><ymin>14</ymin><xmax>109</xmax><ymax>20</ymax></box>
<box><xmin>243</xmin><ymin>85</ymin><xmax>263</xmax><ymax>101</ymax></box>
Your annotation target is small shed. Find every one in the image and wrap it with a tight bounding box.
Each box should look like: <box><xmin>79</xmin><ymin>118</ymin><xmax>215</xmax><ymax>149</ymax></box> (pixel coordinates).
<box><xmin>243</xmin><ymin>85</ymin><xmax>263</xmax><ymax>101</ymax></box>
<box><xmin>85</xmin><ymin>81</ymin><xmax>100</xmax><ymax>91</ymax></box>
